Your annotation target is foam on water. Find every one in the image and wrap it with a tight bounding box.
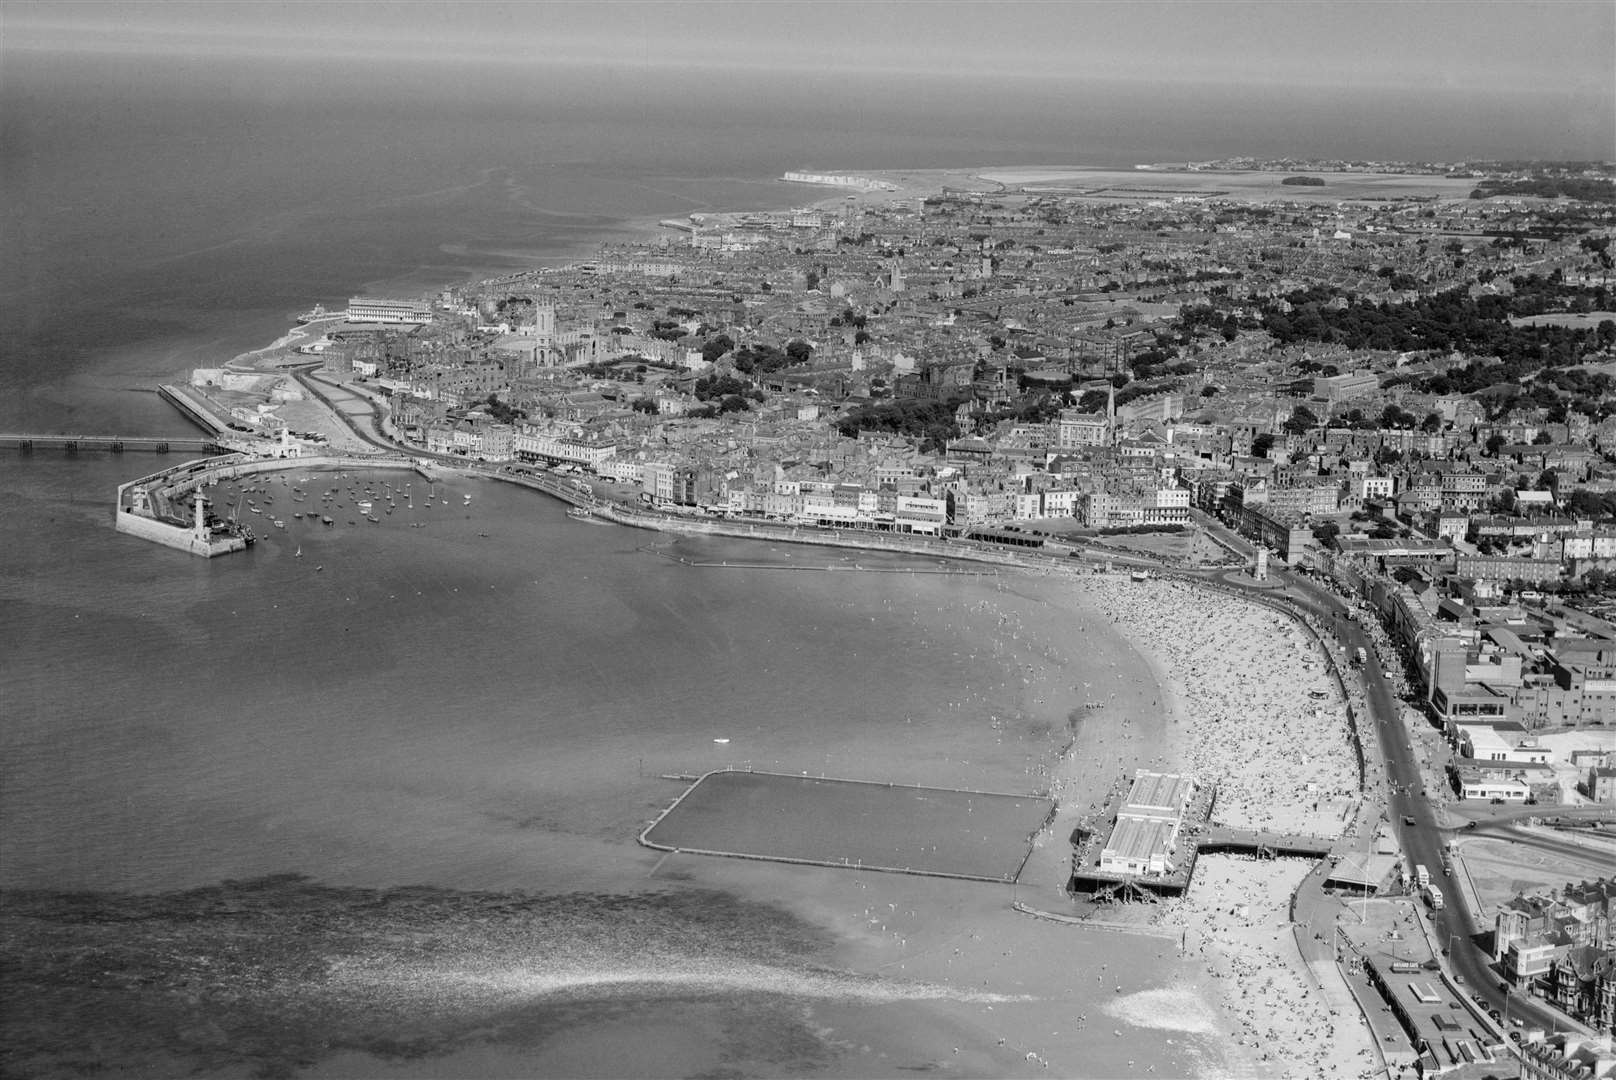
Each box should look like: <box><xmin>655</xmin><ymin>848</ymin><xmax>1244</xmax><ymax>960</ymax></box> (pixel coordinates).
<box><xmin>326</xmin><ymin>954</ymin><xmax>1035</xmax><ymax>1011</ymax></box>
<box><xmin>1104</xmin><ymin>986</ymin><xmax>1222</xmax><ymax>1035</ymax></box>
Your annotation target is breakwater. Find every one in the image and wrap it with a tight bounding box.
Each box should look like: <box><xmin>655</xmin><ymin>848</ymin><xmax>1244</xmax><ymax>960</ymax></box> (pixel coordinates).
<box><xmin>157</xmin><ymin>384</ymin><xmax>231</xmax><ymax>435</ymax></box>
<box><xmin>115</xmin><ymin>452</ymin><xmax>432</xmax><ymax>557</ymax></box>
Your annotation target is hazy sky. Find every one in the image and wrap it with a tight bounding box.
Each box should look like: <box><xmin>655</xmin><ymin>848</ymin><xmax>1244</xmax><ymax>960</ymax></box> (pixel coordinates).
<box><xmin>5</xmin><ymin>0</ymin><xmax>1613</xmax><ymax>98</ymax></box>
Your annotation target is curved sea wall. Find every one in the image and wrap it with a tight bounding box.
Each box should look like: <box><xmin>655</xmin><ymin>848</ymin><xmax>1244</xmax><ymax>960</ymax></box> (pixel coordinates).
<box><xmin>114</xmin><ymin>452</ymin><xmax>431</xmax><ymax>557</ymax></box>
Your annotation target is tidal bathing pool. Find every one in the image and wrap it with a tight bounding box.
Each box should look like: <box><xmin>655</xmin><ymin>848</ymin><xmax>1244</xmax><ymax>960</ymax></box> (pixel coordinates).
<box><xmin>641</xmin><ymin>770</ymin><xmax>1055</xmax><ymax>882</ymax></box>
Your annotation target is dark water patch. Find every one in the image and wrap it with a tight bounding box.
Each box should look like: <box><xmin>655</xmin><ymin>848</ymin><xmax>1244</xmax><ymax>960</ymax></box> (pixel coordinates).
<box><xmin>0</xmin><ymin>874</ymin><xmax>842</xmax><ymax>1079</ymax></box>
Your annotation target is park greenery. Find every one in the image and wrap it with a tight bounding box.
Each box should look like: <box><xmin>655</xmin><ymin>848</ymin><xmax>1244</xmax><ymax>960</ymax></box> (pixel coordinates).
<box><xmin>835</xmin><ymin>398</ymin><xmax>963</xmax><ymax>452</ymax></box>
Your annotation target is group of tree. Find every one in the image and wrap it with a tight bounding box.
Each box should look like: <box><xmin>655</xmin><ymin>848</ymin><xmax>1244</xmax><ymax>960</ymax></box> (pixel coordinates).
<box><xmin>1470</xmin><ymin>177</ymin><xmax>1616</xmax><ymax>203</ymax></box>
<box><xmin>1253</xmin><ymin>285</ymin><xmax>1612</xmax><ymax>383</ymax></box>
<box><xmin>729</xmin><ymin>340</ymin><xmax>813</xmax><ymax>376</ymax></box>
<box><xmin>480</xmin><ymin>394</ymin><xmax>527</xmax><ymax>425</ymax></box>
<box><xmin>834</xmin><ymin>398</ymin><xmax>962</xmax><ymax>453</ymax></box>
<box><xmin>973</xmin><ymin>392</ymin><xmax>1068</xmax><ymax>431</ymax></box>
<box><xmin>829</xmin><ymin>308</ymin><xmax>868</xmax><ymax>329</ymax></box>
<box><xmin>701</xmin><ymin>334</ymin><xmax>735</xmax><ymax>364</ymax></box>
<box><xmin>693</xmin><ymin>373</ymin><xmax>763</xmax><ymax>406</ymax></box>
<box><xmin>1281</xmin><ymin>404</ymin><xmax>1318</xmax><ymax>435</ymax></box>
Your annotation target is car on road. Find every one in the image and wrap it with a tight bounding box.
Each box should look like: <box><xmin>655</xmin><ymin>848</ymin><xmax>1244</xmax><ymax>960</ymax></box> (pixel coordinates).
<box><xmin>1403</xmin><ymin>815</ymin><xmax>1416</xmax><ymax>826</ymax></box>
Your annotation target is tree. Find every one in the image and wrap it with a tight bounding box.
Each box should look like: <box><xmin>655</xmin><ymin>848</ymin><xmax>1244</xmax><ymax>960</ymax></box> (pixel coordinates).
<box><xmin>482</xmin><ymin>394</ymin><xmax>526</xmax><ymax>425</ymax></box>
<box><xmin>1420</xmin><ymin>412</ymin><xmax>1444</xmax><ymax>433</ymax></box>
<box><xmin>1485</xmin><ymin>433</ymin><xmax>1507</xmax><ymax>456</ymax></box>
<box><xmin>630</xmin><ymin>397</ymin><xmax>658</xmax><ymax>414</ymax></box>
<box><xmin>1282</xmin><ymin>405</ymin><xmax>1318</xmax><ymax>436</ymax></box>
<box><xmin>1252</xmin><ymin>433</ymin><xmax>1276</xmax><ymax>458</ymax></box>
<box><xmin>1312</xmin><ymin>521</ymin><xmax>1341</xmax><ymax>543</ymax></box>
<box><xmin>1532</xmin><ymin>430</ymin><xmax>1553</xmax><ymax>445</ymax></box>
<box><xmin>1565</xmin><ymin>490</ymin><xmax>1615</xmax><ymax>520</ymax></box>
<box><xmin>785</xmin><ymin>340</ymin><xmax>813</xmax><ymax>364</ymax></box>
<box><xmin>1379</xmin><ymin>404</ymin><xmax>1417</xmax><ymax>429</ymax></box>
<box><xmin>701</xmin><ymin>334</ymin><xmax>735</xmax><ymax>364</ymax></box>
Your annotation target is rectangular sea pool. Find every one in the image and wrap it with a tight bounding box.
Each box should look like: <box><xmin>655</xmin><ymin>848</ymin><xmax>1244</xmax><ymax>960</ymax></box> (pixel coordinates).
<box><xmin>641</xmin><ymin>770</ymin><xmax>1054</xmax><ymax>882</ymax></box>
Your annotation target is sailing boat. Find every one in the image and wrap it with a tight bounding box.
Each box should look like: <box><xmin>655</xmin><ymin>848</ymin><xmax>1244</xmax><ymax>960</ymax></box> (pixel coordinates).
<box><xmin>294</xmin><ymin>545</ymin><xmax>303</xmax><ymax>558</ymax></box>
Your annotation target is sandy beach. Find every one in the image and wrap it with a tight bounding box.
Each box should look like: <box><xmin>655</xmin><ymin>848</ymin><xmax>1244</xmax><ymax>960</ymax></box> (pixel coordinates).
<box><xmin>1085</xmin><ymin>576</ymin><xmax>1360</xmax><ymax>838</ymax></box>
<box><xmin>1160</xmin><ymin>855</ymin><xmax>1379</xmax><ymax>1080</ymax></box>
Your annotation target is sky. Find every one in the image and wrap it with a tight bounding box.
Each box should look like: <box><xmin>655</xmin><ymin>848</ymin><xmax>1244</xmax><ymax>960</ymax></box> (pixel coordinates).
<box><xmin>4</xmin><ymin>0</ymin><xmax>1613</xmax><ymax>98</ymax></box>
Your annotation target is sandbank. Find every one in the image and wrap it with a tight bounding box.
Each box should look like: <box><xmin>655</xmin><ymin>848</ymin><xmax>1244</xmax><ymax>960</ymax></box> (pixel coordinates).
<box><xmin>783</xmin><ymin>165</ymin><xmax>1482</xmax><ymax>206</ymax></box>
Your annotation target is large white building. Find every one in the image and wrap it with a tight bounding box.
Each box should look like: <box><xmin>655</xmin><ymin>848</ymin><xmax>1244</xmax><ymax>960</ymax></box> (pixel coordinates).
<box><xmin>1099</xmin><ymin>771</ymin><xmax>1198</xmax><ymax>877</ymax></box>
<box><xmin>512</xmin><ymin>429</ymin><xmax>617</xmax><ymax>468</ymax></box>
<box><xmin>345</xmin><ymin>296</ymin><xmax>434</xmax><ymax>324</ymax></box>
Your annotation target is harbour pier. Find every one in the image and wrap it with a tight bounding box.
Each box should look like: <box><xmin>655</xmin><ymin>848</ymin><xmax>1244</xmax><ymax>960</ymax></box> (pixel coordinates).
<box><xmin>115</xmin><ymin>451</ymin><xmax>427</xmax><ymax>558</ymax></box>
<box><xmin>0</xmin><ymin>432</ymin><xmax>229</xmax><ymax>454</ymax></box>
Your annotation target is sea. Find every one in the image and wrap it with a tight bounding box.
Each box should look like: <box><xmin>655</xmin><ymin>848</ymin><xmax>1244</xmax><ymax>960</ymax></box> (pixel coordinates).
<box><xmin>0</xmin><ymin>49</ymin><xmax>1578</xmax><ymax>1078</ymax></box>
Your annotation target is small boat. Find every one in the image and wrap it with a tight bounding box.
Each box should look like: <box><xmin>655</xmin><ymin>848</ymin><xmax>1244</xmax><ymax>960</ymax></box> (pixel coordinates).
<box><xmin>250</xmin><ymin>506</ymin><xmax>262</xmax><ymax>514</ymax></box>
<box><xmin>315</xmin><ymin>565</ymin><xmax>323</xmax><ymax>572</ymax></box>
<box><xmin>321</xmin><ymin>516</ymin><xmax>333</xmax><ymax>526</ymax></box>
<box><xmin>294</xmin><ymin>546</ymin><xmax>302</xmax><ymax>558</ymax></box>
<box><xmin>366</xmin><ymin>515</ymin><xmax>379</xmax><ymax>523</ymax></box>
<box><xmin>274</xmin><ymin>520</ymin><xmax>286</xmax><ymax>529</ymax></box>
<box><xmin>357</xmin><ymin>501</ymin><xmax>372</xmax><ymax>512</ymax></box>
